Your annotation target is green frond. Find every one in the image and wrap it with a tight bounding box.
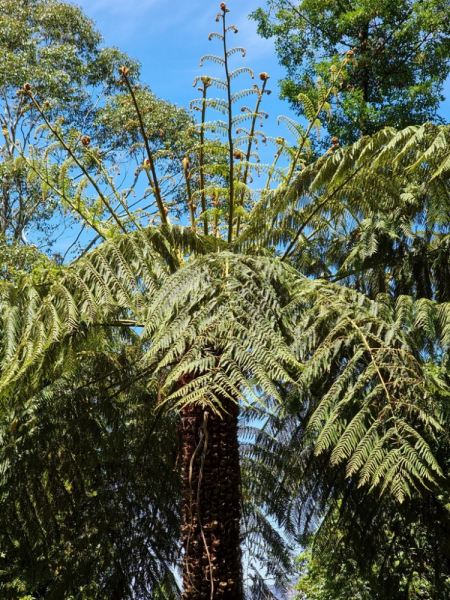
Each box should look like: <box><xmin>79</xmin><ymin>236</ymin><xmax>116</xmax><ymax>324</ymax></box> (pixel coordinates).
<box><xmin>297</xmin><ymin>93</ymin><xmax>317</xmax><ymax>123</ymax></box>
<box><xmin>285</xmin><ymin>279</ymin><xmax>446</xmax><ymax>501</ymax></box>
<box><xmin>206</xmin><ymin>76</ymin><xmax>228</xmax><ymax>91</ymax></box>
<box><xmin>191</xmin><ymin>97</ymin><xmax>229</xmax><ymax>115</ymax></box>
<box><xmin>277</xmin><ymin>115</ymin><xmax>305</xmax><ymax>140</ymax></box>
<box><xmin>232</xmin><ymin>112</ymin><xmax>265</xmax><ymax>127</ymax></box>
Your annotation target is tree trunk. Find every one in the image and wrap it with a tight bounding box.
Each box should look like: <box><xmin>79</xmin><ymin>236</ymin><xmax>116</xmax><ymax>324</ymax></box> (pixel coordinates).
<box><xmin>180</xmin><ymin>391</ymin><xmax>242</xmax><ymax>600</ymax></box>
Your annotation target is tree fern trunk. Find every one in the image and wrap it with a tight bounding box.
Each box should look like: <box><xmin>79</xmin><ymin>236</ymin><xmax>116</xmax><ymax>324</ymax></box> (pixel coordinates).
<box><xmin>180</xmin><ymin>392</ymin><xmax>242</xmax><ymax>600</ymax></box>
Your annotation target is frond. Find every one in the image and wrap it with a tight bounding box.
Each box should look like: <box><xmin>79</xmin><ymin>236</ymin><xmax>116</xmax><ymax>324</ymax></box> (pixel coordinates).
<box><xmin>231</xmin><ymin>88</ymin><xmax>260</xmax><ymax>103</ymax></box>
<box><xmin>226</xmin><ymin>46</ymin><xmax>246</xmax><ymax>58</ymax></box>
<box><xmin>230</xmin><ymin>67</ymin><xmax>255</xmax><ymax>81</ymax></box>
<box><xmin>286</xmin><ymin>279</ymin><xmax>447</xmax><ymax>501</ymax></box>
<box><xmin>297</xmin><ymin>93</ymin><xmax>316</xmax><ymax>122</ymax></box>
<box><xmin>199</xmin><ymin>54</ymin><xmax>225</xmax><ymax>67</ymax></box>
<box><xmin>277</xmin><ymin>115</ymin><xmax>305</xmax><ymax>140</ymax></box>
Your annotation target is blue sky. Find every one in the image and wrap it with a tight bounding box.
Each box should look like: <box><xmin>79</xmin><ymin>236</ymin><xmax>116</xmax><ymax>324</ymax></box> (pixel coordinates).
<box><xmin>75</xmin><ymin>0</ymin><xmax>298</xmax><ymax>135</ymax></box>
<box><xmin>50</xmin><ymin>0</ymin><xmax>450</xmax><ymax>256</ymax></box>
<box><xmin>48</xmin><ymin>0</ymin><xmax>297</xmax><ymax>256</ymax></box>
<box><xmin>74</xmin><ymin>0</ymin><xmax>450</xmax><ymax>124</ymax></box>
<box><xmin>72</xmin><ymin>0</ymin><xmax>450</xmax><ymax>164</ymax></box>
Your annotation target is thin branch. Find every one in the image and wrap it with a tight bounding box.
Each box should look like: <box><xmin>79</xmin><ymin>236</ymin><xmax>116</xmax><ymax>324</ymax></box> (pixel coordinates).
<box><xmin>24</xmin><ymin>89</ymin><xmax>127</xmax><ymax>234</ymax></box>
<box><xmin>222</xmin><ymin>9</ymin><xmax>235</xmax><ymax>244</ymax></box>
<box><xmin>120</xmin><ymin>70</ymin><xmax>168</xmax><ymax>225</ymax></box>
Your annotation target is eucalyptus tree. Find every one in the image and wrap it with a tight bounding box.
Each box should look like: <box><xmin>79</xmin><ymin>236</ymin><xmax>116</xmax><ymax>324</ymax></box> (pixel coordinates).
<box><xmin>0</xmin><ymin>4</ymin><xmax>448</xmax><ymax>600</ymax></box>
<box><xmin>251</xmin><ymin>0</ymin><xmax>450</xmax><ymax>145</ymax></box>
<box><xmin>0</xmin><ymin>0</ymin><xmax>130</xmax><ymax>246</ymax></box>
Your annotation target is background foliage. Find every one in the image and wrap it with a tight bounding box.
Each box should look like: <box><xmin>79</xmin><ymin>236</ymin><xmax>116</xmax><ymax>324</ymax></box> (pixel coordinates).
<box><xmin>252</xmin><ymin>0</ymin><xmax>450</xmax><ymax>145</ymax></box>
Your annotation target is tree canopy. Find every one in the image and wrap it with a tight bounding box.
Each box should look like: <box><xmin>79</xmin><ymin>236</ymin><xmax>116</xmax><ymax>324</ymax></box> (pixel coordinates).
<box><xmin>0</xmin><ymin>0</ymin><xmax>191</xmax><ymax>253</ymax></box>
<box><xmin>252</xmin><ymin>0</ymin><xmax>450</xmax><ymax>144</ymax></box>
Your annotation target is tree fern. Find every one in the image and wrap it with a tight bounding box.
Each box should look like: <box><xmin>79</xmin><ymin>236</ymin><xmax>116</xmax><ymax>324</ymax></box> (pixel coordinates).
<box><xmin>3</xmin><ymin>4</ymin><xmax>450</xmax><ymax>598</ymax></box>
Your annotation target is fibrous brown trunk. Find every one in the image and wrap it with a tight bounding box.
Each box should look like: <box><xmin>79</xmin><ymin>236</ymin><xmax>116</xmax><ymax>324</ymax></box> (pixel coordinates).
<box><xmin>180</xmin><ymin>391</ymin><xmax>242</xmax><ymax>600</ymax></box>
